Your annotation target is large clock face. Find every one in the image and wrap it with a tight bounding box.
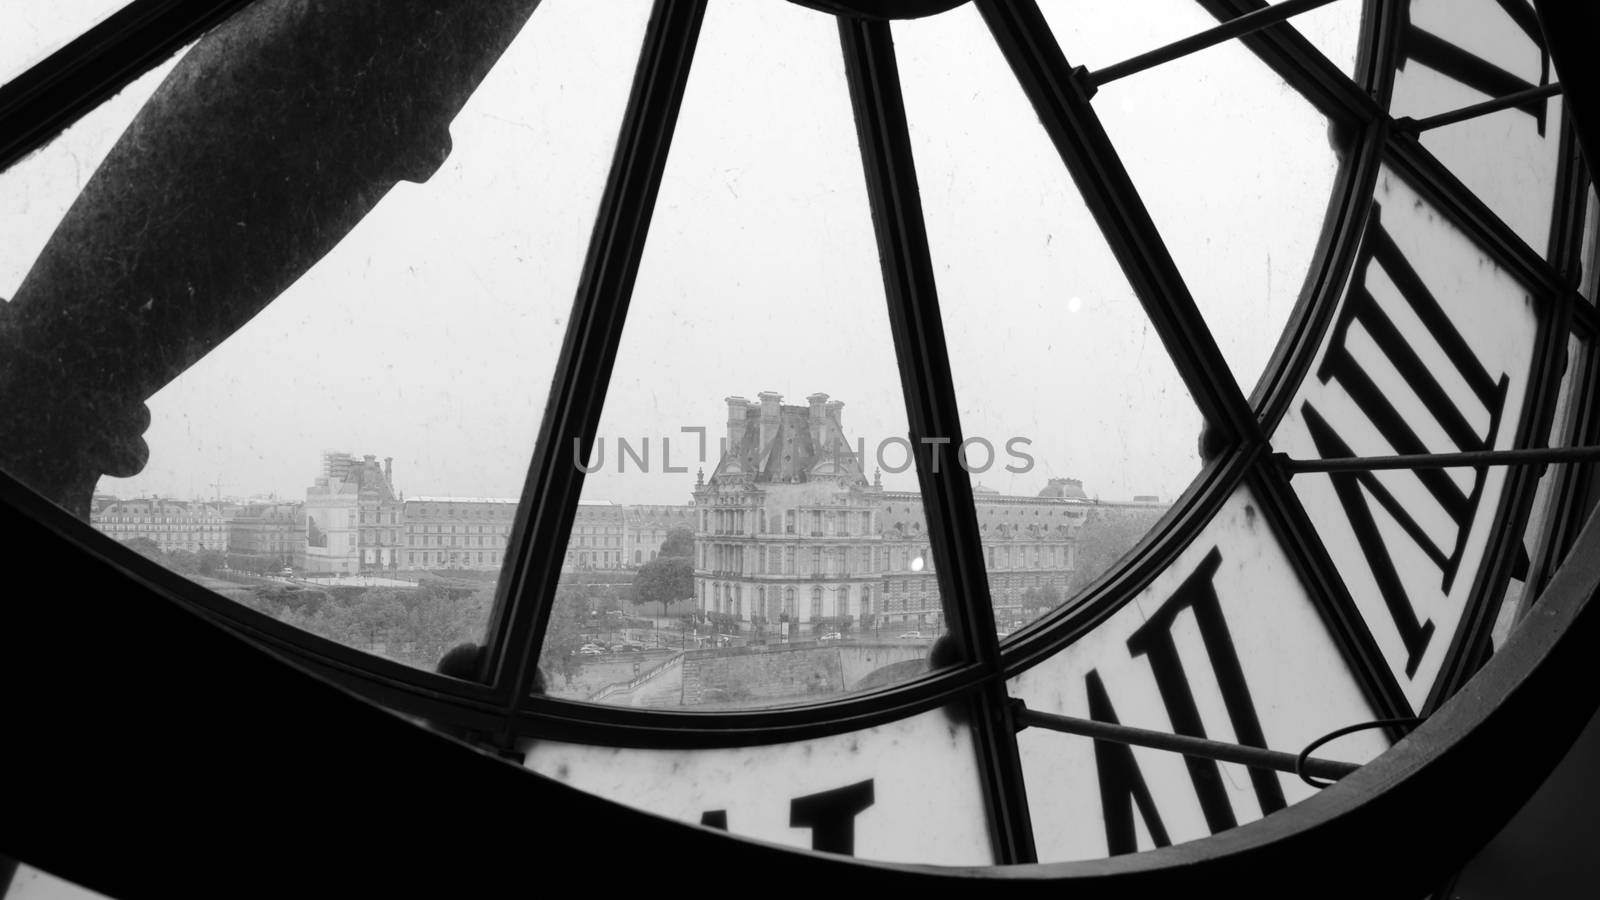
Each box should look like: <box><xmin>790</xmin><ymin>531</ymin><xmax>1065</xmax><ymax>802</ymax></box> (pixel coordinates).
<box><xmin>1</xmin><ymin>0</ymin><xmax>1595</xmax><ymax>883</ymax></box>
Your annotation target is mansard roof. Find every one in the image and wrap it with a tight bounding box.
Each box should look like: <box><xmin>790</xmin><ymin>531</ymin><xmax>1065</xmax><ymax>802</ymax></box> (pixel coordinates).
<box><xmin>710</xmin><ymin>393</ymin><xmax>866</xmax><ymax>486</ymax></box>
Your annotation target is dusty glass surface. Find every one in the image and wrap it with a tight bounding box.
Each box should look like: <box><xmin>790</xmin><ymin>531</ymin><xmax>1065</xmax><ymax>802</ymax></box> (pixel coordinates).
<box><xmin>1</xmin><ymin>0</ymin><xmax>651</xmax><ymax>672</ymax></box>
<box><xmin>534</xmin><ymin>0</ymin><xmax>948</xmax><ymax>708</ymax></box>
<box><xmin>1043</xmin><ymin>0</ymin><xmax>1348</xmax><ymax>397</ymax></box>
<box><xmin>894</xmin><ymin>7</ymin><xmax>1202</xmax><ymax>636</ymax></box>
<box><xmin>1276</xmin><ymin>0</ymin><xmax>1365</xmax><ymax>75</ymax></box>
<box><xmin>0</xmin><ymin>1</ymin><xmax>131</xmax><ymax>87</ymax></box>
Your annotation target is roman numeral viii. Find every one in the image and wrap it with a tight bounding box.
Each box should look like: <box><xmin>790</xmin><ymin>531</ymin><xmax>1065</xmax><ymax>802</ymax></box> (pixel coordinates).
<box><xmin>1301</xmin><ymin>205</ymin><xmax>1509</xmax><ymax>677</ymax></box>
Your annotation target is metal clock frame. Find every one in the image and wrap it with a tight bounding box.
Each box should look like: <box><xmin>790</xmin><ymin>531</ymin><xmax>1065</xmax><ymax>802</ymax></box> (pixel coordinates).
<box><xmin>1</xmin><ymin>0</ymin><xmax>1597</xmax><ymax>877</ymax></box>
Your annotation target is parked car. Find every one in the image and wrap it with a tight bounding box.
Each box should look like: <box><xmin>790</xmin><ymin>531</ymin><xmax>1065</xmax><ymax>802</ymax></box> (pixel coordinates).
<box><xmin>897</xmin><ymin>631</ymin><xmax>923</xmax><ymax>639</ymax></box>
<box><xmin>819</xmin><ymin>632</ymin><xmax>842</xmax><ymax>641</ymax></box>
<box><xmin>577</xmin><ymin>646</ymin><xmax>604</xmax><ymax>657</ymax></box>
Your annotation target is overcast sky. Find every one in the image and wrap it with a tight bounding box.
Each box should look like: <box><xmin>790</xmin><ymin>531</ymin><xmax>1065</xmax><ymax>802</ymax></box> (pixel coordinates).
<box><xmin>2</xmin><ymin>0</ymin><xmax>1359</xmax><ymax>507</ymax></box>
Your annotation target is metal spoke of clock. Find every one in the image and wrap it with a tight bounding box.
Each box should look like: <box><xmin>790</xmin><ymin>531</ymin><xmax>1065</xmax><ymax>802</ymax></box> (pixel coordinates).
<box><xmin>485</xmin><ymin>0</ymin><xmax>707</xmax><ymax>738</ymax></box>
<box><xmin>1278</xmin><ymin>445</ymin><xmax>1600</xmax><ymax>475</ymax></box>
<box><xmin>1387</xmin><ymin>138</ymin><xmax>1569</xmax><ymax>300</ymax></box>
<box><xmin>1012</xmin><ymin>703</ymin><xmax>1363</xmax><ymax>783</ymax></box>
<box><xmin>1086</xmin><ymin>0</ymin><xmax>1342</xmax><ymax>91</ymax></box>
<box><xmin>838</xmin><ymin>15</ymin><xmax>1037</xmax><ymax>865</ymax></box>
<box><xmin>978</xmin><ymin>0</ymin><xmax>1259</xmax><ymax>448</ymax></box>
<box><xmin>1397</xmin><ymin>82</ymin><xmax>1564</xmax><ymax>135</ymax></box>
<box><xmin>1245</xmin><ymin>466</ymin><xmax>1416</xmax><ymax>725</ymax></box>
<box><xmin>1191</xmin><ymin>0</ymin><xmax>1388</xmax><ymax>126</ymax></box>
<box><xmin>0</xmin><ymin>0</ymin><xmax>256</xmax><ymax>173</ymax></box>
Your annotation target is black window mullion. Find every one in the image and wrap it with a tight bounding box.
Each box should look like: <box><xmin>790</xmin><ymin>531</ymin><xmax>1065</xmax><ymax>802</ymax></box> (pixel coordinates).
<box><xmin>1250</xmin><ymin>457</ymin><xmax>1416</xmax><ymax>727</ymax></box>
<box><xmin>1191</xmin><ymin>0</ymin><xmax>1388</xmax><ymax>123</ymax></box>
<box><xmin>1385</xmin><ymin>137</ymin><xmax>1570</xmax><ymax>301</ymax></box>
<box><xmin>1520</xmin><ymin>140</ymin><xmax>1600</xmax><ymax>601</ymax></box>
<box><xmin>977</xmin><ymin>0</ymin><xmax>1258</xmax><ymax>449</ymax></box>
<box><xmin>1226</xmin><ymin>0</ymin><xmax>1397</xmax><ymax>432</ymax></box>
<box><xmin>1422</xmin><ymin>114</ymin><xmax>1592</xmax><ymax>712</ymax></box>
<box><xmin>0</xmin><ymin>0</ymin><xmax>257</xmax><ymax>173</ymax></box>
<box><xmin>483</xmin><ymin>0</ymin><xmax>707</xmax><ymax>736</ymax></box>
<box><xmin>837</xmin><ymin>16</ymin><xmax>1035</xmax><ymax>865</ymax></box>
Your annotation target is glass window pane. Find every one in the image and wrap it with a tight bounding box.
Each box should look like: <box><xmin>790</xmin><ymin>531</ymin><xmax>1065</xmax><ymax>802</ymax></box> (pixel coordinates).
<box><xmin>1009</xmin><ymin>485</ymin><xmax>1390</xmax><ymax>861</ymax></box>
<box><xmin>1392</xmin><ymin>0</ymin><xmax>1564</xmax><ymax>256</ymax></box>
<box><xmin>535</xmin><ymin>0</ymin><xmax>946</xmax><ymax>707</ymax></box>
<box><xmin>894</xmin><ymin>7</ymin><xmax>1203</xmax><ymax>632</ymax></box>
<box><xmin>1272</xmin><ymin>164</ymin><xmax>1542</xmax><ymax>707</ymax></box>
<box><xmin>1057</xmin><ymin>5</ymin><xmax>1348</xmax><ymax>396</ymax></box>
<box><xmin>522</xmin><ymin>705</ymin><xmax>994</xmax><ymax>865</ymax></box>
<box><xmin>5</xmin><ymin>0</ymin><xmax>651</xmax><ymax>671</ymax></box>
<box><xmin>1276</xmin><ymin>0</ymin><xmax>1366</xmax><ymax>76</ymax></box>
<box><xmin>1036</xmin><ymin>0</ymin><xmax>1218</xmax><ymax>76</ymax></box>
<box><xmin>0</xmin><ymin>1</ymin><xmax>132</xmax><ymax>88</ymax></box>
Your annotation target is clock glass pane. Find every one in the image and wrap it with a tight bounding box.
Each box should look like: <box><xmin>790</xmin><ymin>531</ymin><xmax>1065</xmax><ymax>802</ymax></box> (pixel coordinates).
<box><xmin>1271</xmin><ymin>164</ymin><xmax>1542</xmax><ymax>707</ymax></box>
<box><xmin>1009</xmin><ymin>485</ymin><xmax>1390</xmax><ymax>861</ymax></box>
<box><xmin>1268</xmin><ymin>0</ymin><xmax>1366</xmax><ymax>76</ymax></box>
<box><xmin>1</xmin><ymin>0</ymin><xmax>652</xmax><ymax>672</ymax></box>
<box><xmin>1087</xmin><ymin>17</ymin><xmax>1349</xmax><ymax>397</ymax></box>
<box><xmin>534</xmin><ymin>0</ymin><xmax>949</xmax><ymax>707</ymax></box>
<box><xmin>521</xmin><ymin>703</ymin><xmax>994</xmax><ymax>865</ymax></box>
<box><xmin>0</xmin><ymin>0</ymin><xmax>133</xmax><ymax>88</ymax></box>
<box><xmin>892</xmin><ymin>6</ymin><xmax>1203</xmax><ymax>632</ymax></box>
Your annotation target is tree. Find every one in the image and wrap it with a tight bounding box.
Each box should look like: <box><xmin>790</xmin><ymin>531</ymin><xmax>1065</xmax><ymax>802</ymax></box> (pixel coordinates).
<box><xmin>165</xmin><ymin>549</ymin><xmax>200</xmax><ymax>575</ymax></box>
<box><xmin>122</xmin><ymin>537</ymin><xmax>162</xmax><ymax>560</ymax></box>
<box><xmin>658</xmin><ymin>526</ymin><xmax>694</xmax><ymax>558</ymax></box>
<box><xmin>198</xmin><ymin>549</ymin><xmax>225</xmax><ymax>576</ymax></box>
<box><xmin>1064</xmin><ymin>506</ymin><xmax>1168</xmax><ymax>596</ymax></box>
<box><xmin>540</xmin><ymin>584</ymin><xmax>596</xmax><ymax>689</ymax></box>
<box><xmin>1019</xmin><ymin>583</ymin><xmax>1062</xmax><ymax>623</ymax></box>
<box><xmin>631</xmin><ymin>555</ymin><xmax>694</xmax><ymax>623</ymax></box>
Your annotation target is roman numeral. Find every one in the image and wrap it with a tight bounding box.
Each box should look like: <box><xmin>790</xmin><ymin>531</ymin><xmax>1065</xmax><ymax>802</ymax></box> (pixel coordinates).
<box><xmin>1087</xmin><ymin>670</ymin><xmax>1171</xmax><ymax>855</ymax></box>
<box><xmin>789</xmin><ymin>780</ymin><xmax>875</xmax><ymax>856</ymax></box>
<box><xmin>1302</xmin><ymin>205</ymin><xmax>1509</xmax><ymax>676</ymax></box>
<box><xmin>1400</xmin><ymin>0</ymin><xmax>1552</xmax><ymax>134</ymax></box>
<box><xmin>1089</xmin><ymin>549</ymin><xmax>1281</xmax><ymax>854</ymax></box>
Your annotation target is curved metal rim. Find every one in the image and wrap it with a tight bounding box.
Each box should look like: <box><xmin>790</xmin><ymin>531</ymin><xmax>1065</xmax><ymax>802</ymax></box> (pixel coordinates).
<box><xmin>4</xmin><ymin>467</ymin><xmax>1596</xmax><ymax>898</ymax></box>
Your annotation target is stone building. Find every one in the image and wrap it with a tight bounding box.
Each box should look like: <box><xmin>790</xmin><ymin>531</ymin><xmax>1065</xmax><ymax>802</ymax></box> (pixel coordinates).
<box><xmin>92</xmin><ymin>498</ymin><xmax>229</xmax><ymax>554</ymax></box>
<box><xmin>692</xmin><ymin>391</ymin><xmax>883</xmax><ymax>638</ymax></box>
<box><xmin>303</xmin><ymin>452</ymin><xmax>402</xmax><ymax>575</ymax></box>
<box><xmin>564</xmin><ymin>500</ymin><xmax>627</xmax><ymax>569</ymax></box>
<box><xmin>624</xmin><ymin>503</ymin><xmax>698</xmax><ymax>565</ymax></box>
<box><xmin>400</xmin><ymin>496</ymin><xmax>516</xmax><ymax>569</ymax></box>
<box><xmin>691</xmin><ymin>392</ymin><xmax>1171</xmax><ymax>635</ymax></box>
<box><xmin>227</xmin><ymin>502</ymin><xmax>305</xmax><ymax>572</ymax></box>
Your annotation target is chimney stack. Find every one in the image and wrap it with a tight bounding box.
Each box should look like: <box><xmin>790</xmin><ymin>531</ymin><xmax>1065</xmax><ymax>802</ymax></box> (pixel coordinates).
<box><xmin>758</xmin><ymin>391</ymin><xmax>783</xmax><ymax>453</ymax></box>
<box><xmin>806</xmin><ymin>393</ymin><xmax>829</xmax><ymax>448</ymax></box>
<box><xmin>824</xmin><ymin>400</ymin><xmax>845</xmax><ymax>455</ymax></box>
<box><xmin>725</xmin><ymin>396</ymin><xmax>751</xmax><ymax>458</ymax></box>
